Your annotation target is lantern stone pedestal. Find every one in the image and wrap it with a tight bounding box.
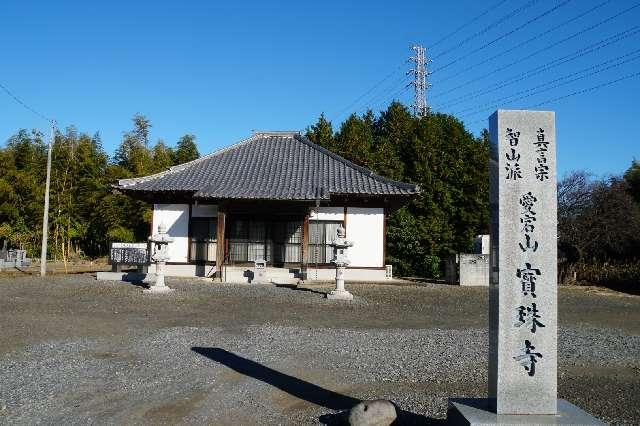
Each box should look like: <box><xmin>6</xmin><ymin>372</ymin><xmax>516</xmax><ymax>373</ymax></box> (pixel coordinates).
<box><xmin>144</xmin><ymin>223</ymin><xmax>174</xmax><ymax>294</ymax></box>
<box><xmin>326</xmin><ymin>225</ymin><xmax>354</xmax><ymax>301</ymax></box>
<box><xmin>327</xmin><ymin>265</ymin><xmax>353</xmax><ymax>300</ymax></box>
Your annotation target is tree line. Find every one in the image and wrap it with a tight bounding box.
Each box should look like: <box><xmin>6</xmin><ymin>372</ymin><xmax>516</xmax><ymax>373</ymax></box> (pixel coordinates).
<box><xmin>1</xmin><ymin>102</ymin><xmax>637</xmax><ymax>283</ymax></box>
<box><xmin>0</xmin><ymin>114</ymin><xmax>199</xmax><ymax>263</ymax></box>
<box><xmin>557</xmin><ymin>162</ymin><xmax>640</xmax><ymax>292</ymax></box>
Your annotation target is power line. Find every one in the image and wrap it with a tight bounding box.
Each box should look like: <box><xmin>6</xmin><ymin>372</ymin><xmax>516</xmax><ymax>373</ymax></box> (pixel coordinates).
<box><xmin>455</xmin><ymin>49</ymin><xmax>640</xmax><ymax>117</ymax></box>
<box><xmin>533</xmin><ymin>69</ymin><xmax>640</xmax><ymax>107</ymax></box>
<box><xmin>366</xmin><ymin>74</ymin><xmax>412</xmax><ymax>110</ymax></box>
<box><xmin>347</xmin><ymin>75</ymin><xmax>413</xmax><ymax>117</ymax></box>
<box><xmin>0</xmin><ymin>82</ymin><xmax>51</xmax><ymax>122</ymax></box>
<box><xmin>370</xmin><ymin>79</ymin><xmax>412</xmax><ymax>112</ymax></box>
<box><xmin>464</xmin><ymin>69</ymin><xmax>640</xmax><ymax>126</ymax></box>
<box><xmin>434</xmin><ymin>25</ymin><xmax>640</xmax><ymax>110</ymax></box>
<box><xmin>466</xmin><ymin>70</ymin><xmax>640</xmax><ymax>126</ymax></box>
<box><xmin>431</xmin><ymin>0</ymin><xmax>541</xmax><ymax>60</ymax></box>
<box><xmin>431</xmin><ymin>2</ymin><xmax>640</xmax><ymax>101</ymax></box>
<box><xmin>329</xmin><ymin>62</ymin><xmax>405</xmax><ymax>123</ymax></box>
<box><xmin>349</xmin><ymin>45</ymin><xmax>430</xmax><ymax>118</ymax></box>
<box><xmin>429</xmin><ymin>0</ymin><xmax>511</xmax><ymax>49</ymax></box>
<box><xmin>432</xmin><ymin>0</ymin><xmax>573</xmax><ymax>74</ymax></box>
<box><xmin>329</xmin><ymin>0</ymin><xmax>540</xmax><ymax>122</ymax></box>
<box><xmin>336</xmin><ymin>72</ymin><xmax>410</xmax><ymax>122</ymax></box>
<box><xmin>433</xmin><ymin>0</ymin><xmax>613</xmax><ymax>84</ymax></box>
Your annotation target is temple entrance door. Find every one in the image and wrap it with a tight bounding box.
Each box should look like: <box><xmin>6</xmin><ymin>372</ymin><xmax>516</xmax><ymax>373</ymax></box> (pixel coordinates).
<box><xmin>190</xmin><ymin>217</ymin><xmax>218</xmax><ymax>263</ymax></box>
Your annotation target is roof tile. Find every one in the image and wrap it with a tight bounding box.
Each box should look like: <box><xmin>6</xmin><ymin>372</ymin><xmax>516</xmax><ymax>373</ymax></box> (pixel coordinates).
<box><xmin>117</xmin><ymin>133</ymin><xmax>419</xmax><ymax>200</ymax></box>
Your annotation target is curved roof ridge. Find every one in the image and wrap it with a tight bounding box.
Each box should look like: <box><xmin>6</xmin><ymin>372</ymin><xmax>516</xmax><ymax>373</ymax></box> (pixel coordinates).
<box><xmin>293</xmin><ymin>134</ymin><xmax>419</xmax><ymax>191</ymax></box>
<box><xmin>117</xmin><ymin>134</ymin><xmax>258</xmax><ymax>187</ymax></box>
<box><xmin>252</xmin><ymin>130</ymin><xmax>301</xmax><ymax>137</ymax></box>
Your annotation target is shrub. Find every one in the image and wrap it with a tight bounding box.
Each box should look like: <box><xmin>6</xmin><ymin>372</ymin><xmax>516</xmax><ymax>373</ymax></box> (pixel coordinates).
<box><xmin>569</xmin><ymin>261</ymin><xmax>640</xmax><ymax>295</ymax></box>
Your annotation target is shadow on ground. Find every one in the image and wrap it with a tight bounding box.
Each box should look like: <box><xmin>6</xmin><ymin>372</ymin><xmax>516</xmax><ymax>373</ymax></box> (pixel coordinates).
<box><xmin>274</xmin><ymin>283</ymin><xmax>328</xmax><ymax>296</ymax></box>
<box><xmin>192</xmin><ymin>347</ymin><xmax>446</xmax><ymax>425</ymax></box>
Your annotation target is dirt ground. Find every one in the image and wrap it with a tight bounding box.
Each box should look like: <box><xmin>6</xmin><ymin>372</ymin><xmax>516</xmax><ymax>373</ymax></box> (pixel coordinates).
<box><xmin>0</xmin><ymin>274</ymin><xmax>638</xmax><ymax>425</ymax></box>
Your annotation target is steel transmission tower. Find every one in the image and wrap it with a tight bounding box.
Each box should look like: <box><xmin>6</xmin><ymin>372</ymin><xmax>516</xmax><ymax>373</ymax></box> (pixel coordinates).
<box><xmin>408</xmin><ymin>45</ymin><xmax>432</xmax><ymax>117</ymax></box>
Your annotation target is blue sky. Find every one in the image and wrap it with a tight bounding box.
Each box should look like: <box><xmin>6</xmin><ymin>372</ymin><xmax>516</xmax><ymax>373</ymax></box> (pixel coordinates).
<box><xmin>1</xmin><ymin>0</ymin><xmax>638</xmax><ymax>177</ymax></box>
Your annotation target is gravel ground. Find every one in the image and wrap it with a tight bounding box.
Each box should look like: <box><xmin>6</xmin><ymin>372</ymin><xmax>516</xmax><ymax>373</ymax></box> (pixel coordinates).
<box><xmin>0</xmin><ymin>275</ymin><xmax>638</xmax><ymax>425</ymax></box>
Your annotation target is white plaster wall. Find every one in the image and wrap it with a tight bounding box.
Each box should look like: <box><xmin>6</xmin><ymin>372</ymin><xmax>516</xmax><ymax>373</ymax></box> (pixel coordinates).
<box><xmin>310</xmin><ymin>206</ymin><xmax>344</xmax><ymax>221</ymax></box>
<box><xmin>191</xmin><ymin>204</ymin><xmax>218</xmax><ymax>217</ymax></box>
<box><xmin>152</xmin><ymin>204</ymin><xmax>189</xmax><ymax>263</ymax></box>
<box><xmin>346</xmin><ymin>207</ymin><xmax>384</xmax><ymax>268</ymax></box>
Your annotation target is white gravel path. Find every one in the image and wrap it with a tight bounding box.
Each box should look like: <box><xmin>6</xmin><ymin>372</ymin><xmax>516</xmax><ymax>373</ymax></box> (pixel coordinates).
<box><xmin>1</xmin><ymin>324</ymin><xmax>638</xmax><ymax>425</ymax></box>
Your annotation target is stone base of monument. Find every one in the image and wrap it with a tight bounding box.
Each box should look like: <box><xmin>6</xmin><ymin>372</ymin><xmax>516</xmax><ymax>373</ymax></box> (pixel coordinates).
<box><xmin>447</xmin><ymin>398</ymin><xmax>605</xmax><ymax>425</ymax></box>
<box><xmin>326</xmin><ymin>289</ymin><xmax>354</xmax><ymax>300</ymax></box>
<box><xmin>142</xmin><ymin>284</ymin><xmax>173</xmax><ymax>294</ymax></box>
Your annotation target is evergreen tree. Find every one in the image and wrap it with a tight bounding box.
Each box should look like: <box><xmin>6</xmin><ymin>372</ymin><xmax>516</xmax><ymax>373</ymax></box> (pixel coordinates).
<box><xmin>173</xmin><ymin>134</ymin><xmax>199</xmax><ymax>165</ymax></box>
<box><xmin>306</xmin><ymin>113</ymin><xmax>335</xmax><ymax>151</ymax></box>
<box><xmin>152</xmin><ymin>140</ymin><xmax>174</xmax><ymax>172</ymax></box>
<box><xmin>370</xmin><ymin>102</ymin><xmax>413</xmax><ymax>181</ymax></box>
<box><xmin>114</xmin><ymin>113</ymin><xmax>153</xmax><ymax>175</ymax></box>
<box><xmin>335</xmin><ymin>112</ymin><xmax>374</xmax><ymax>167</ymax></box>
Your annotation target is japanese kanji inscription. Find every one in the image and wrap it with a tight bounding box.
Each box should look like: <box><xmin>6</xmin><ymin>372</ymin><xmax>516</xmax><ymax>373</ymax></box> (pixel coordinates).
<box><xmin>489</xmin><ymin>110</ymin><xmax>557</xmax><ymax>415</ymax></box>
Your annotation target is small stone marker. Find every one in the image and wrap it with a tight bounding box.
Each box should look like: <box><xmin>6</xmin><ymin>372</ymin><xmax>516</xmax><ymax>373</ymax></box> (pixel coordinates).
<box><xmin>446</xmin><ymin>110</ymin><xmax>604</xmax><ymax>425</ymax></box>
<box><xmin>253</xmin><ymin>259</ymin><xmax>267</xmax><ymax>284</ymax></box>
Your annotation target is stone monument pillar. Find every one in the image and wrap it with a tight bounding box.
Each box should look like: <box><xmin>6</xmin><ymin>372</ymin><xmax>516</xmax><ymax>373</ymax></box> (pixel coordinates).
<box><xmin>144</xmin><ymin>222</ymin><xmax>174</xmax><ymax>294</ymax></box>
<box><xmin>489</xmin><ymin>110</ymin><xmax>558</xmax><ymax>414</ymax></box>
<box><xmin>447</xmin><ymin>110</ymin><xmax>603</xmax><ymax>425</ymax></box>
<box><xmin>327</xmin><ymin>225</ymin><xmax>354</xmax><ymax>301</ymax></box>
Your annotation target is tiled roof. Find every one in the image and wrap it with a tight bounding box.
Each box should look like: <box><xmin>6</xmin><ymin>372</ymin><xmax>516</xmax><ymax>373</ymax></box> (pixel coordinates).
<box><xmin>117</xmin><ymin>132</ymin><xmax>419</xmax><ymax>200</ymax></box>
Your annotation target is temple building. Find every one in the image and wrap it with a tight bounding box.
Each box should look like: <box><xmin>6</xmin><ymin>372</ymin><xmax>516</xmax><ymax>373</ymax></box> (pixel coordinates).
<box><xmin>116</xmin><ymin>131</ymin><xmax>419</xmax><ymax>282</ymax></box>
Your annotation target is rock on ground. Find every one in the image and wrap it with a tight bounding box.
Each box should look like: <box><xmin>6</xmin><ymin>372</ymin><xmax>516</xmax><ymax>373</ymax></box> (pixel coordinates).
<box><xmin>348</xmin><ymin>400</ymin><xmax>397</xmax><ymax>426</ymax></box>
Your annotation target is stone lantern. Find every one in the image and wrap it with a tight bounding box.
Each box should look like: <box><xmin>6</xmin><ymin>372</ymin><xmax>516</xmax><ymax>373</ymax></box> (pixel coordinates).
<box><xmin>145</xmin><ymin>222</ymin><xmax>174</xmax><ymax>294</ymax></box>
<box><xmin>327</xmin><ymin>224</ymin><xmax>354</xmax><ymax>300</ymax></box>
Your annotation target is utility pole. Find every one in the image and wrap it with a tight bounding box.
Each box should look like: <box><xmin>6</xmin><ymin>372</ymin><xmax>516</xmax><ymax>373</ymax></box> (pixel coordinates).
<box><xmin>408</xmin><ymin>45</ymin><xmax>432</xmax><ymax>117</ymax></box>
<box><xmin>40</xmin><ymin>120</ymin><xmax>55</xmax><ymax>277</ymax></box>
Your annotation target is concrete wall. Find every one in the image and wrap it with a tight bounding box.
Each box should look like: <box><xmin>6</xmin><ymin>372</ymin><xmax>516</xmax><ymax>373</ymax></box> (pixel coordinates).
<box><xmin>459</xmin><ymin>254</ymin><xmax>489</xmax><ymax>286</ymax></box>
<box><xmin>152</xmin><ymin>204</ymin><xmax>189</xmax><ymax>263</ymax></box>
